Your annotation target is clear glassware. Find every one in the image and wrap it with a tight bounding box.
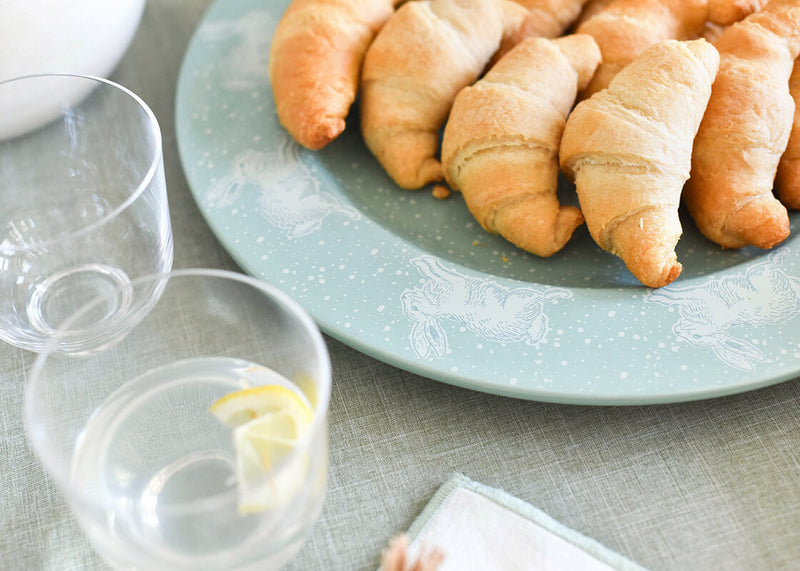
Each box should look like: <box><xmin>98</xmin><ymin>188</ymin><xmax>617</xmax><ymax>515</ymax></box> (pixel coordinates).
<box><xmin>0</xmin><ymin>73</ymin><xmax>173</xmax><ymax>352</ymax></box>
<box><xmin>25</xmin><ymin>269</ymin><xmax>332</xmax><ymax>570</ymax></box>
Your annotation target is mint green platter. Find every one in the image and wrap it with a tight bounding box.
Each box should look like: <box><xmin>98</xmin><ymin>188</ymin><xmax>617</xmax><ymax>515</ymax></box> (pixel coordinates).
<box><xmin>176</xmin><ymin>0</ymin><xmax>800</xmax><ymax>404</ymax></box>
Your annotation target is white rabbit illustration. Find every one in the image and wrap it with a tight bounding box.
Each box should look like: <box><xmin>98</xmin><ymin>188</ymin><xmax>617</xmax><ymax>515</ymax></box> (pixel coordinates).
<box><xmin>645</xmin><ymin>249</ymin><xmax>800</xmax><ymax>370</ymax></box>
<box><xmin>205</xmin><ymin>137</ymin><xmax>359</xmax><ymax>238</ymax></box>
<box><xmin>401</xmin><ymin>255</ymin><xmax>571</xmax><ymax>359</ymax></box>
<box><xmin>198</xmin><ymin>10</ymin><xmax>274</xmax><ymax>90</ymax></box>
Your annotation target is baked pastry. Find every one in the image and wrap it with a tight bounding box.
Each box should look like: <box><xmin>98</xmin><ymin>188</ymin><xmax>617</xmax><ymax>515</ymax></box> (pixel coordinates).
<box><xmin>684</xmin><ymin>0</ymin><xmax>800</xmax><ymax>249</ymax></box>
<box><xmin>509</xmin><ymin>0</ymin><xmax>592</xmax><ymax>38</ymax></box>
<box><xmin>575</xmin><ymin>0</ymin><xmax>709</xmax><ymax>98</ymax></box>
<box><xmin>708</xmin><ymin>0</ymin><xmax>768</xmax><ymax>25</ymax></box>
<box><xmin>442</xmin><ymin>34</ymin><xmax>601</xmax><ymax>257</ymax></box>
<box><xmin>359</xmin><ymin>0</ymin><xmax>508</xmax><ymax>189</ymax></box>
<box><xmin>269</xmin><ymin>0</ymin><xmax>400</xmax><ymax>150</ymax></box>
<box><xmin>775</xmin><ymin>58</ymin><xmax>800</xmax><ymax>209</ymax></box>
<box><xmin>560</xmin><ymin>39</ymin><xmax>719</xmax><ymax>287</ymax></box>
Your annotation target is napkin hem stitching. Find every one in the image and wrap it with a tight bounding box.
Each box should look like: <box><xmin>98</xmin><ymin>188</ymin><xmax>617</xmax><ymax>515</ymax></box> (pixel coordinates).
<box><xmin>405</xmin><ymin>472</ymin><xmax>649</xmax><ymax>571</ymax></box>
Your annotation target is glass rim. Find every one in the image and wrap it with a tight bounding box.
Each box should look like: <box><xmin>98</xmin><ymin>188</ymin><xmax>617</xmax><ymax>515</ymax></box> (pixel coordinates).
<box><xmin>24</xmin><ymin>268</ymin><xmax>332</xmax><ymax>511</ymax></box>
<box><xmin>0</xmin><ymin>72</ymin><xmax>164</xmax><ymax>255</ymax></box>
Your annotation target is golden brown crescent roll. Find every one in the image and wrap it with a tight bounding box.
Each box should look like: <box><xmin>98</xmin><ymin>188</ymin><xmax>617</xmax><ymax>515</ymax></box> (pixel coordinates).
<box><xmin>775</xmin><ymin>58</ymin><xmax>800</xmax><ymax>209</ymax></box>
<box><xmin>684</xmin><ymin>0</ymin><xmax>800</xmax><ymax>249</ymax></box>
<box><xmin>573</xmin><ymin>0</ymin><xmax>767</xmax><ymax>99</ymax></box>
<box><xmin>359</xmin><ymin>0</ymin><xmax>508</xmax><ymax>190</ymax></box>
<box><xmin>494</xmin><ymin>0</ymin><xmax>542</xmax><ymax>62</ymax></box>
<box><xmin>508</xmin><ymin>0</ymin><xmax>592</xmax><ymax>38</ymax></box>
<box><xmin>560</xmin><ymin>39</ymin><xmax>720</xmax><ymax>288</ymax></box>
<box><xmin>575</xmin><ymin>0</ymin><xmax>709</xmax><ymax>98</ymax></box>
<box><xmin>708</xmin><ymin>0</ymin><xmax>768</xmax><ymax>26</ymax></box>
<box><xmin>269</xmin><ymin>0</ymin><xmax>399</xmax><ymax>151</ymax></box>
<box><xmin>574</xmin><ymin>0</ymin><xmax>615</xmax><ymax>27</ymax></box>
<box><xmin>441</xmin><ymin>34</ymin><xmax>601</xmax><ymax>257</ymax></box>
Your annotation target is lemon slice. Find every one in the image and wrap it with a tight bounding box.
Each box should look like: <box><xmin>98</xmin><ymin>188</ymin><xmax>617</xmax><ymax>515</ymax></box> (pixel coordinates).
<box><xmin>210</xmin><ymin>384</ymin><xmax>313</xmax><ymax>427</ymax></box>
<box><xmin>210</xmin><ymin>383</ymin><xmax>313</xmax><ymax>513</ymax></box>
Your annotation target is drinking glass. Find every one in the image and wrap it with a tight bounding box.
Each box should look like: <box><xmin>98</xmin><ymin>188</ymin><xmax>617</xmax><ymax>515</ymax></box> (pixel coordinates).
<box><xmin>25</xmin><ymin>269</ymin><xmax>332</xmax><ymax>570</ymax></box>
<box><xmin>0</xmin><ymin>73</ymin><xmax>173</xmax><ymax>352</ymax></box>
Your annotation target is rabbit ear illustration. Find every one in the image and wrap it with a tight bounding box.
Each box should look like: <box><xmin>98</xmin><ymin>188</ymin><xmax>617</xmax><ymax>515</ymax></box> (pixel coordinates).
<box><xmin>645</xmin><ymin>286</ymin><xmax>691</xmax><ymax>307</ymax></box>
<box><xmin>542</xmin><ymin>287</ymin><xmax>571</xmax><ymax>303</ymax></box>
<box><xmin>710</xmin><ymin>334</ymin><xmax>766</xmax><ymax>371</ymax></box>
<box><xmin>425</xmin><ymin>320</ymin><xmax>447</xmax><ymax>358</ymax></box>
<box><xmin>339</xmin><ymin>203</ymin><xmax>361</xmax><ymax>221</ymax></box>
<box><xmin>410</xmin><ymin>256</ymin><xmax>439</xmax><ymax>280</ymax></box>
<box><xmin>767</xmin><ymin>246</ymin><xmax>788</xmax><ymax>267</ymax></box>
<box><xmin>410</xmin><ymin>321</ymin><xmax>430</xmax><ymax>358</ymax></box>
<box><xmin>410</xmin><ymin>318</ymin><xmax>447</xmax><ymax>359</ymax></box>
<box><xmin>206</xmin><ymin>175</ymin><xmax>243</xmax><ymax>208</ymax></box>
<box><xmin>279</xmin><ymin>132</ymin><xmax>300</xmax><ymax>164</ymax></box>
<box><xmin>286</xmin><ymin>218</ymin><xmax>324</xmax><ymax>239</ymax></box>
<box><xmin>526</xmin><ymin>313</ymin><xmax>548</xmax><ymax>346</ymax></box>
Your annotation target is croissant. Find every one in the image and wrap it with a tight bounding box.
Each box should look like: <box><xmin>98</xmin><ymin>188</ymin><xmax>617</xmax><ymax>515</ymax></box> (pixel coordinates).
<box><xmin>492</xmin><ymin>0</ymin><xmax>532</xmax><ymax>64</ymax></box>
<box><xmin>708</xmin><ymin>0</ymin><xmax>768</xmax><ymax>25</ymax></box>
<box><xmin>684</xmin><ymin>0</ymin><xmax>800</xmax><ymax>249</ymax></box>
<box><xmin>574</xmin><ymin>0</ymin><xmax>615</xmax><ymax>27</ymax></box>
<box><xmin>269</xmin><ymin>0</ymin><xmax>400</xmax><ymax>151</ymax></box>
<box><xmin>560</xmin><ymin>39</ymin><xmax>720</xmax><ymax>288</ymax></box>
<box><xmin>775</xmin><ymin>58</ymin><xmax>800</xmax><ymax>209</ymax></box>
<box><xmin>509</xmin><ymin>0</ymin><xmax>591</xmax><ymax>38</ymax></box>
<box><xmin>359</xmin><ymin>0</ymin><xmax>508</xmax><ymax>190</ymax></box>
<box><xmin>575</xmin><ymin>0</ymin><xmax>709</xmax><ymax>98</ymax></box>
<box><xmin>441</xmin><ymin>34</ymin><xmax>601</xmax><ymax>257</ymax></box>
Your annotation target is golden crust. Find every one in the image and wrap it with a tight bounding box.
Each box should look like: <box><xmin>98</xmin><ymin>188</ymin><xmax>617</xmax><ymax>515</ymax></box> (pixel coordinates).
<box><xmin>684</xmin><ymin>0</ymin><xmax>800</xmax><ymax>249</ymax></box>
<box><xmin>575</xmin><ymin>0</ymin><xmax>710</xmax><ymax>98</ymax></box>
<box><xmin>442</xmin><ymin>35</ymin><xmax>600</xmax><ymax>257</ymax></box>
<box><xmin>359</xmin><ymin>0</ymin><xmax>507</xmax><ymax>190</ymax></box>
<box><xmin>269</xmin><ymin>0</ymin><xmax>395</xmax><ymax>150</ymax></box>
<box><xmin>560</xmin><ymin>39</ymin><xmax>719</xmax><ymax>287</ymax></box>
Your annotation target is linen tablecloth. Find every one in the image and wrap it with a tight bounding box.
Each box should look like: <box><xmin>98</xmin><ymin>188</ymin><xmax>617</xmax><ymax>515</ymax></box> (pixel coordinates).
<box><xmin>2</xmin><ymin>1</ymin><xmax>799</xmax><ymax>569</ymax></box>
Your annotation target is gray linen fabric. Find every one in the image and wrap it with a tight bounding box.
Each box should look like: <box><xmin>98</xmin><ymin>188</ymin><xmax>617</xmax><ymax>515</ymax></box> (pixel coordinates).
<box><xmin>2</xmin><ymin>1</ymin><xmax>800</xmax><ymax>570</ymax></box>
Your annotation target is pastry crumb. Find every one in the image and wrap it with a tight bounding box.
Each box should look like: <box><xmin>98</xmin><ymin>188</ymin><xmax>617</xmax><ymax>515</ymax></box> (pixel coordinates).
<box><xmin>432</xmin><ymin>185</ymin><xmax>451</xmax><ymax>200</ymax></box>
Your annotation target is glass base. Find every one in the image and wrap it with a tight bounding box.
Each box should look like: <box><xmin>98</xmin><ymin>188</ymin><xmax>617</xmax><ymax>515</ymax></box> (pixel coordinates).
<box><xmin>27</xmin><ymin>263</ymin><xmax>133</xmax><ymax>335</ymax></box>
<box><xmin>0</xmin><ymin>263</ymin><xmax>133</xmax><ymax>352</ymax></box>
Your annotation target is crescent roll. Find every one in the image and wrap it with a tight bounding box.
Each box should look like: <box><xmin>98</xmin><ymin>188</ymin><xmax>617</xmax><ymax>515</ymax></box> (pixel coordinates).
<box><xmin>560</xmin><ymin>39</ymin><xmax>720</xmax><ymax>288</ymax></box>
<box><xmin>574</xmin><ymin>0</ymin><xmax>709</xmax><ymax>98</ymax></box>
<box><xmin>442</xmin><ymin>34</ymin><xmax>601</xmax><ymax>257</ymax></box>
<box><xmin>359</xmin><ymin>0</ymin><xmax>508</xmax><ymax>190</ymax></box>
<box><xmin>775</xmin><ymin>58</ymin><xmax>800</xmax><ymax>209</ymax></box>
<box><xmin>684</xmin><ymin>0</ymin><xmax>800</xmax><ymax>249</ymax></box>
<box><xmin>269</xmin><ymin>0</ymin><xmax>399</xmax><ymax>150</ymax></box>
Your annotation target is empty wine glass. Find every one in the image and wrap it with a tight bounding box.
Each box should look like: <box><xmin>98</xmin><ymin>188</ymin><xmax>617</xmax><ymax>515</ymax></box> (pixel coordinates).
<box><xmin>0</xmin><ymin>73</ymin><xmax>173</xmax><ymax>352</ymax></box>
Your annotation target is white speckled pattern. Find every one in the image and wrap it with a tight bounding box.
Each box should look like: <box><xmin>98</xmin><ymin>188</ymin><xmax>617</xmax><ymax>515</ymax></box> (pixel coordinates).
<box><xmin>175</xmin><ymin>0</ymin><xmax>800</xmax><ymax>404</ymax></box>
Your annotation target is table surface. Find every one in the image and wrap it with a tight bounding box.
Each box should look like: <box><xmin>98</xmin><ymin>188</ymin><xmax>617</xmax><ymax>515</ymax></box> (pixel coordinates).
<box><xmin>3</xmin><ymin>2</ymin><xmax>800</xmax><ymax>570</ymax></box>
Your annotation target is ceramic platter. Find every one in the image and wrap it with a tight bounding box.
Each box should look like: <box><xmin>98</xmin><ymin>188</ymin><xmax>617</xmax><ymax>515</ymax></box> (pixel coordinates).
<box><xmin>176</xmin><ymin>0</ymin><xmax>800</xmax><ymax>405</ymax></box>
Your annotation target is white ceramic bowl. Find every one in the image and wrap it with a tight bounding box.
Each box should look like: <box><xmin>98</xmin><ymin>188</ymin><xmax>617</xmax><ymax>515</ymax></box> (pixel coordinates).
<box><xmin>0</xmin><ymin>0</ymin><xmax>146</xmax><ymax>139</ymax></box>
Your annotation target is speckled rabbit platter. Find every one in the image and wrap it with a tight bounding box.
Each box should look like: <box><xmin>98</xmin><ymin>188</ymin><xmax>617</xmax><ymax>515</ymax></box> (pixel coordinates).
<box><xmin>176</xmin><ymin>0</ymin><xmax>800</xmax><ymax>404</ymax></box>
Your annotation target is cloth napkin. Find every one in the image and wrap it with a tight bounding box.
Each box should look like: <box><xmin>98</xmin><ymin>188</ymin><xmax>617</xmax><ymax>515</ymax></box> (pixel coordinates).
<box><xmin>386</xmin><ymin>473</ymin><xmax>648</xmax><ymax>571</ymax></box>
